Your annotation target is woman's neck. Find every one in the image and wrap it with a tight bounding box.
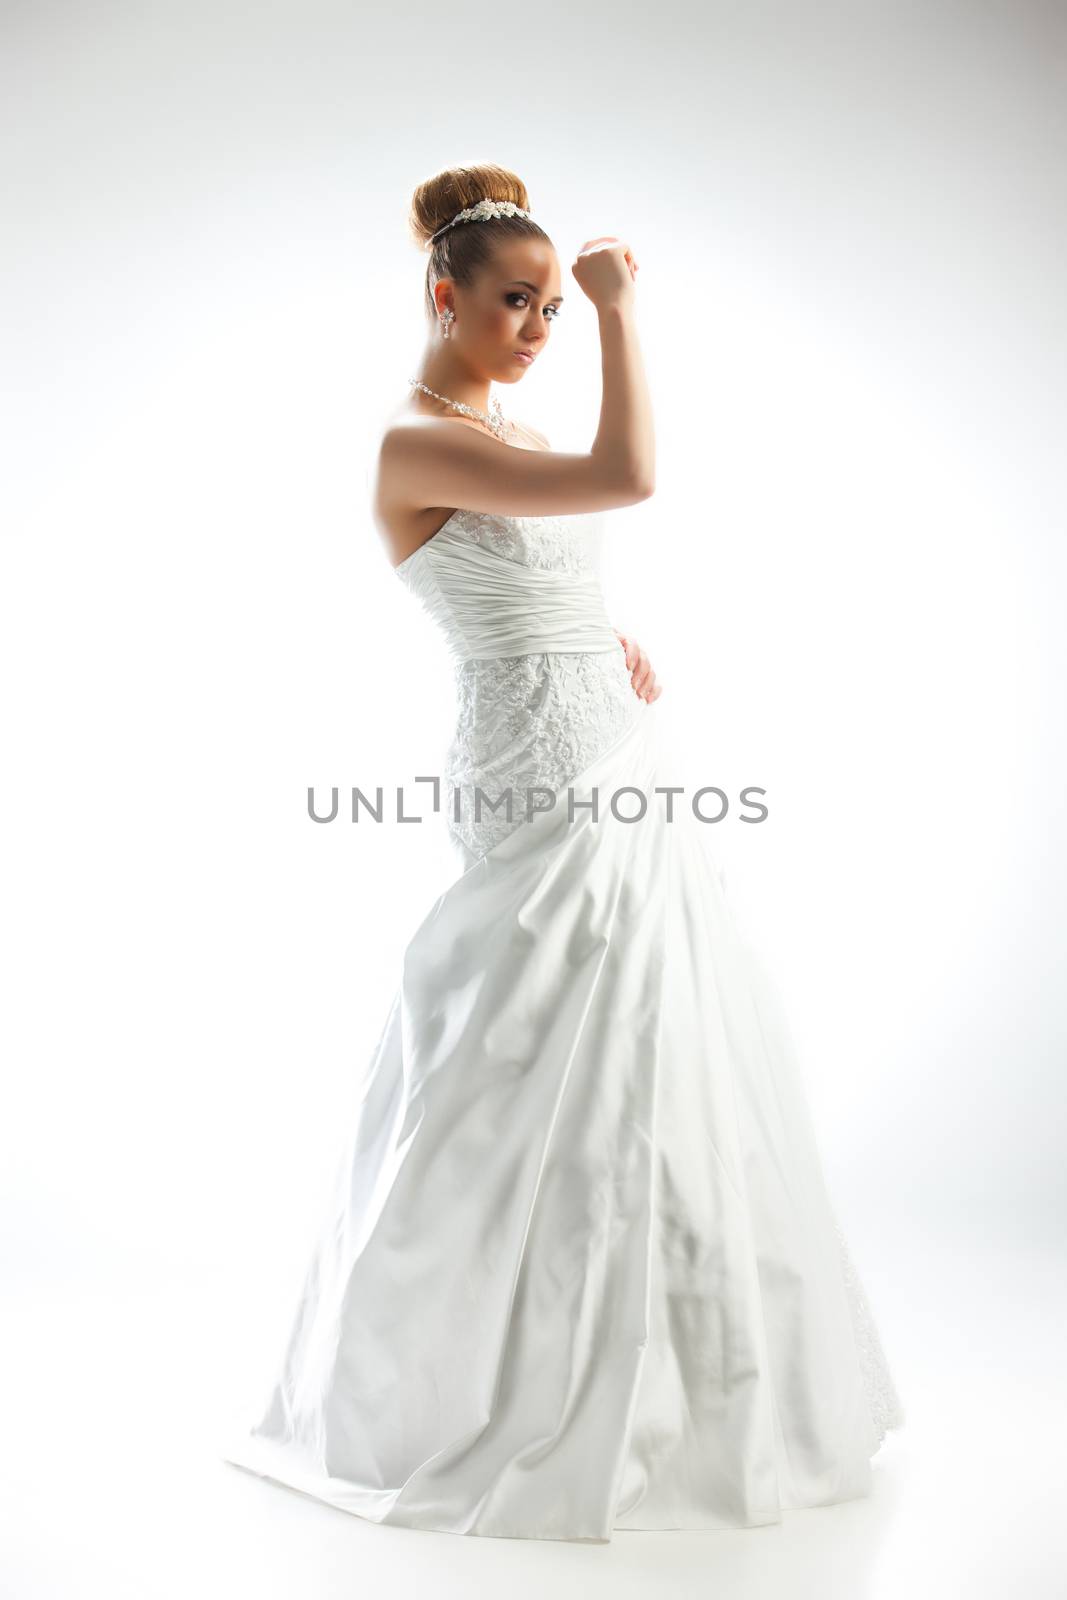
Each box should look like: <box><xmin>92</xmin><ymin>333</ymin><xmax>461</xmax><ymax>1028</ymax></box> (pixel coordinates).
<box><xmin>412</xmin><ymin>352</ymin><xmax>491</xmax><ymax>417</ymax></box>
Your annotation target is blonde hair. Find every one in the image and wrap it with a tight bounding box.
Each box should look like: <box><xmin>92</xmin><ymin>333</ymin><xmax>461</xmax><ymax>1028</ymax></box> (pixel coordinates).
<box><xmin>408</xmin><ymin>162</ymin><xmax>552</xmax><ymax>320</ymax></box>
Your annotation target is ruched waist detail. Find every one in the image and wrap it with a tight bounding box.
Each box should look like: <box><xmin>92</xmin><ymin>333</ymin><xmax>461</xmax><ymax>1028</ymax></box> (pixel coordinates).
<box><xmin>413</xmin><ymin>528</ymin><xmax>619</xmax><ymax>663</ymax></box>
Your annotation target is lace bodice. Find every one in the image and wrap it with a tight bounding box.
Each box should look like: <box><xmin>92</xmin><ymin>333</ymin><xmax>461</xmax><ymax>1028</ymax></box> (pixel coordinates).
<box><xmin>398</xmin><ymin>506</ymin><xmax>595</xmax><ymax>578</ymax></box>
<box><xmin>393</xmin><ymin>507</ymin><xmax>643</xmax><ymax>862</ymax></box>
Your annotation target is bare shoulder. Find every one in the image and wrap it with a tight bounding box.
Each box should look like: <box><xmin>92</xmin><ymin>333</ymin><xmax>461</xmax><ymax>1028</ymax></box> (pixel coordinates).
<box><xmin>374</xmin><ymin>414</ymin><xmax>479</xmax><ymax>485</ymax></box>
<box><xmin>377</xmin><ymin>412</ymin><xmax>547</xmax><ymax>449</ymax></box>
<box><xmin>378</xmin><ymin>412</ymin><xmax>484</xmax><ymax>453</ymax></box>
<box><xmin>372</xmin><ymin>415</ymin><xmax>487</xmax><ymax>565</ymax></box>
<box><xmin>515</xmin><ymin>420</ymin><xmax>551</xmax><ymax>450</ymax></box>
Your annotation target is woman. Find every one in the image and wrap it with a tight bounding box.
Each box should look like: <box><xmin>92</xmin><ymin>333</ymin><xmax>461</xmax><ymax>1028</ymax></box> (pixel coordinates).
<box><xmin>222</xmin><ymin>163</ymin><xmax>905</xmax><ymax>1543</ymax></box>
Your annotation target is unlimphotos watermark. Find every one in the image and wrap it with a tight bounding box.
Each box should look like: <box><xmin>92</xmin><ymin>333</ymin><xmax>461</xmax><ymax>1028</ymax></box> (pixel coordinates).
<box><xmin>307</xmin><ymin>778</ymin><xmax>769</xmax><ymax>826</ymax></box>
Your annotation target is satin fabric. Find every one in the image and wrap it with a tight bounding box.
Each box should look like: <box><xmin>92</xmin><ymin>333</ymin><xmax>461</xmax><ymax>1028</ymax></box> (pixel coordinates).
<box><xmin>222</xmin><ymin>703</ymin><xmax>893</xmax><ymax>1541</ymax></box>
<box><xmin>395</xmin><ymin>518</ymin><xmax>619</xmax><ymax>662</ymax></box>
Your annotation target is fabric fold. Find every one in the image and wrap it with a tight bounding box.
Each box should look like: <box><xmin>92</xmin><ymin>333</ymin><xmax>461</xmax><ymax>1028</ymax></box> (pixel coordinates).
<box><xmin>221</xmin><ymin>706</ymin><xmax>904</xmax><ymax>1541</ymax></box>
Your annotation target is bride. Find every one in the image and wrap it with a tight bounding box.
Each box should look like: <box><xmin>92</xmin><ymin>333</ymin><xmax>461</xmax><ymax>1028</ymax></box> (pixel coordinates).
<box><xmin>221</xmin><ymin>162</ymin><xmax>905</xmax><ymax>1543</ymax></box>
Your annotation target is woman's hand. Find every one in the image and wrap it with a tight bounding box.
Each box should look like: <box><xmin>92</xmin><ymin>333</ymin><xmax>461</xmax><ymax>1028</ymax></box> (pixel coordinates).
<box><xmin>615</xmin><ymin>631</ymin><xmax>662</xmax><ymax>703</ymax></box>
<box><xmin>572</xmin><ymin>237</ymin><xmax>640</xmax><ymax>311</ymax></box>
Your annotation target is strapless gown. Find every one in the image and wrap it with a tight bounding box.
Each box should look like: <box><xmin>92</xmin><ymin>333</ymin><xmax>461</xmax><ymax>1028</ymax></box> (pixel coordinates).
<box><xmin>220</xmin><ymin>507</ymin><xmax>905</xmax><ymax>1542</ymax></box>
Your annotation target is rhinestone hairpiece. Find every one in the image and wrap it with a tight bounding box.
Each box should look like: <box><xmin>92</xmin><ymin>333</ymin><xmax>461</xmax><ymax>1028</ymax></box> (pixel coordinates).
<box><xmin>427</xmin><ymin>197</ymin><xmax>533</xmax><ymax>248</ymax></box>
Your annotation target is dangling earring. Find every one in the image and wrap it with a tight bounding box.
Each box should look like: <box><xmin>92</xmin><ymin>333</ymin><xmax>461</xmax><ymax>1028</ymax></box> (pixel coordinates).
<box><xmin>440</xmin><ymin>307</ymin><xmax>455</xmax><ymax>339</ymax></box>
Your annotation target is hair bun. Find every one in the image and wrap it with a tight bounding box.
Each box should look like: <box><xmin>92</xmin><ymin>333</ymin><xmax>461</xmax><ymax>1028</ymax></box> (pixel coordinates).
<box><xmin>408</xmin><ymin>162</ymin><xmax>531</xmax><ymax>248</ymax></box>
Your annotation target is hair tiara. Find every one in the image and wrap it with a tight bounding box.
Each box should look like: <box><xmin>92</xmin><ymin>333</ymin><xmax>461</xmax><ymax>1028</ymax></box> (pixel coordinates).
<box><xmin>426</xmin><ymin>197</ymin><xmax>533</xmax><ymax>249</ymax></box>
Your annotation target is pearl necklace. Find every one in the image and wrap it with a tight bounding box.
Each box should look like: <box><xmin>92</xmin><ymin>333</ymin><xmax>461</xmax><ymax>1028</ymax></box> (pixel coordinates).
<box><xmin>407</xmin><ymin>377</ymin><xmax>514</xmax><ymax>443</ymax></box>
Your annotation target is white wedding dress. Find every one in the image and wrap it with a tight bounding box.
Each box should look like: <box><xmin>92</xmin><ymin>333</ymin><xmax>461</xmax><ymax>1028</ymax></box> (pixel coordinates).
<box><xmin>221</xmin><ymin>507</ymin><xmax>905</xmax><ymax>1542</ymax></box>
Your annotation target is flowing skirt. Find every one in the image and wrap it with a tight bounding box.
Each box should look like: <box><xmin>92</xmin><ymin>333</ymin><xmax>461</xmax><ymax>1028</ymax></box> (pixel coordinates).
<box><xmin>221</xmin><ymin>705</ymin><xmax>904</xmax><ymax>1542</ymax></box>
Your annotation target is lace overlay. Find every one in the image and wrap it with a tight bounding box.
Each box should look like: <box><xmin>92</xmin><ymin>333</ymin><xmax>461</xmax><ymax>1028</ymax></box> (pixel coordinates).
<box><xmin>446</xmin><ymin>649</ymin><xmax>641</xmax><ymax>860</ymax></box>
<box><xmin>395</xmin><ymin>507</ymin><xmax>642</xmax><ymax>862</ymax></box>
<box><xmin>832</xmin><ymin>1216</ymin><xmax>907</xmax><ymax>1448</ymax></box>
<box><xmin>431</xmin><ymin>506</ymin><xmax>593</xmax><ymax>576</ymax></box>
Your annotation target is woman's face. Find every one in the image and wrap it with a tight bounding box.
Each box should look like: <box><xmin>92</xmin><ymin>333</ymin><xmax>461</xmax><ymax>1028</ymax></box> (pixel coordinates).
<box><xmin>441</xmin><ymin>239</ymin><xmax>564</xmax><ymax>384</ymax></box>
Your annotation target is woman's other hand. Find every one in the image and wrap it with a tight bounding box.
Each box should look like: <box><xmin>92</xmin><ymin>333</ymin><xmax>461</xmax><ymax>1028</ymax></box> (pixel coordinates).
<box><xmin>572</xmin><ymin>237</ymin><xmax>639</xmax><ymax>311</ymax></box>
<box><xmin>615</xmin><ymin>631</ymin><xmax>662</xmax><ymax>703</ymax></box>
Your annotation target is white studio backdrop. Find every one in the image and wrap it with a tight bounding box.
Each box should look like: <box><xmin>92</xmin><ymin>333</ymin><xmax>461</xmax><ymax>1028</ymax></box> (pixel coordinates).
<box><xmin>1</xmin><ymin>2</ymin><xmax>1064</xmax><ymax>1596</ymax></box>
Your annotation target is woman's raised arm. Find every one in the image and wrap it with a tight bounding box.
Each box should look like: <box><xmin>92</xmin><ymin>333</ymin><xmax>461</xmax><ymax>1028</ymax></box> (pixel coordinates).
<box><xmin>376</xmin><ymin>239</ymin><xmax>655</xmax><ymax>522</ymax></box>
